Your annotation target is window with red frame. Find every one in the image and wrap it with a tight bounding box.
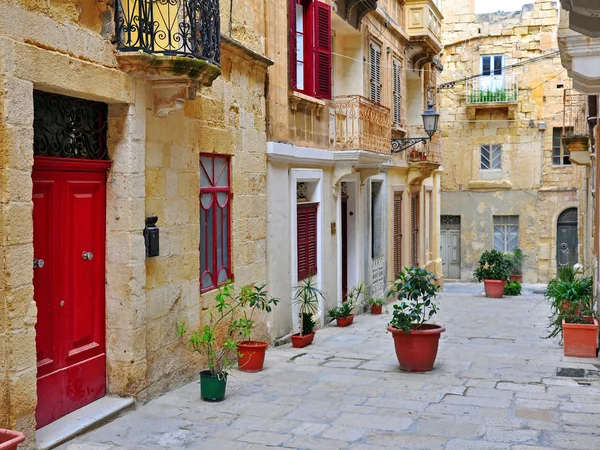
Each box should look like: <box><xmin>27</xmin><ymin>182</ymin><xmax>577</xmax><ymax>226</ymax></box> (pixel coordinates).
<box><xmin>297</xmin><ymin>203</ymin><xmax>318</xmax><ymax>280</ymax></box>
<box><xmin>200</xmin><ymin>155</ymin><xmax>232</xmax><ymax>292</ymax></box>
<box><xmin>289</xmin><ymin>0</ymin><xmax>332</xmax><ymax>99</ymax></box>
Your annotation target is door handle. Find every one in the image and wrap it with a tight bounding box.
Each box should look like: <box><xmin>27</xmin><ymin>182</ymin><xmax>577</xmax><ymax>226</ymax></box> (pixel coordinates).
<box><xmin>60</xmin><ymin>300</ymin><xmax>65</xmax><ymax>307</ymax></box>
<box><xmin>33</xmin><ymin>259</ymin><xmax>45</xmax><ymax>269</ymax></box>
<box><xmin>82</xmin><ymin>251</ymin><xmax>94</xmax><ymax>261</ymax></box>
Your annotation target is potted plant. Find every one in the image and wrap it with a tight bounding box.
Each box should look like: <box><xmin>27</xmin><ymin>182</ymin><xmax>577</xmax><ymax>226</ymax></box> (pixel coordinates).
<box><xmin>178</xmin><ymin>282</ymin><xmax>256</xmax><ymax>402</ymax></box>
<box><xmin>386</xmin><ymin>267</ymin><xmax>445</xmax><ymax>372</ymax></box>
<box><xmin>473</xmin><ymin>250</ymin><xmax>511</xmax><ymax>298</ymax></box>
<box><xmin>368</xmin><ymin>297</ymin><xmax>386</xmax><ymax>315</ymax></box>
<box><xmin>508</xmin><ymin>248</ymin><xmax>526</xmax><ymax>282</ymax></box>
<box><xmin>546</xmin><ymin>268</ymin><xmax>597</xmax><ymax>357</ymax></box>
<box><xmin>327</xmin><ymin>283</ymin><xmax>363</xmax><ymax>327</ymax></box>
<box><xmin>236</xmin><ymin>284</ymin><xmax>279</xmax><ymax>372</ymax></box>
<box><xmin>503</xmin><ymin>281</ymin><xmax>522</xmax><ymax>296</ymax></box>
<box><xmin>0</xmin><ymin>429</ymin><xmax>25</xmax><ymax>450</ymax></box>
<box><xmin>291</xmin><ymin>277</ymin><xmax>323</xmax><ymax>348</ymax></box>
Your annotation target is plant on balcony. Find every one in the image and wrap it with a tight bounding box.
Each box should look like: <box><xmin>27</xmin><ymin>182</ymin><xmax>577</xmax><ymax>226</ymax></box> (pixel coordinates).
<box><xmin>469</xmin><ymin>88</ymin><xmax>516</xmax><ymax>104</ymax></box>
<box><xmin>474</xmin><ymin>250</ymin><xmax>512</xmax><ymax>298</ymax></box>
<box><xmin>327</xmin><ymin>283</ymin><xmax>364</xmax><ymax>327</ymax></box>
<box><xmin>291</xmin><ymin>277</ymin><xmax>324</xmax><ymax>348</ymax></box>
<box><xmin>387</xmin><ymin>267</ymin><xmax>445</xmax><ymax>372</ymax></box>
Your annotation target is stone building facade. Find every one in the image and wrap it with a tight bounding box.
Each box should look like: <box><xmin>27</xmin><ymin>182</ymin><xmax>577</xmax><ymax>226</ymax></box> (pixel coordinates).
<box><xmin>265</xmin><ymin>0</ymin><xmax>444</xmax><ymax>338</ymax></box>
<box><xmin>0</xmin><ymin>0</ymin><xmax>273</xmax><ymax>446</ymax></box>
<box><xmin>439</xmin><ymin>0</ymin><xmax>583</xmax><ymax>282</ymax></box>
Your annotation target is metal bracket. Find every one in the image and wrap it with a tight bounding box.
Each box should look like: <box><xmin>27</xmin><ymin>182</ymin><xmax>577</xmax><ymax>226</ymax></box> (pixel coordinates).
<box><xmin>391</xmin><ymin>137</ymin><xmax>431</xmax><ymax>153</ymax></box>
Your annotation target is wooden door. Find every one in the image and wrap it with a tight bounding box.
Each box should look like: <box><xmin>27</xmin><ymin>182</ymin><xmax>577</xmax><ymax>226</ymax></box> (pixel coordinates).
<box><xmin>341</xmin><ymin>197</ymin><xmax>348</xmax><ymax>302</ymax></box>
<box><xmin>33</xmin><ymin>158</ymin><xmax>108</xmax><ymax>428</ymax></box>
<box><xmin>557</xmin><ymin>208</ymin><xmax>578</xmax><ymax>268</ymax></box>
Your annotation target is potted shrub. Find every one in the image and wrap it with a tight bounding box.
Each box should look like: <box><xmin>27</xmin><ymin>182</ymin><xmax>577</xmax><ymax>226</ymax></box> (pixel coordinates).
<box><xmin>503</xmin><ymin>281</ymin><xmax>522</xmax><ymax>296</ymax></box>
<box><xmin>473</xmin><ymin>250</ymin><xmax>511</xmax><ymax>298</ymax></box>
<box><xmin>0</xmin><ymin>429</ymin><xmax>25</xmax><ymax>450</ymax></box>
<box><xmin>368</xmin><ymin>297</ymin><xmax>386</xmax><ymax>315</ymax></box>
<box><xmin>386</xmin><ymin>267</ymin><xmax>445</xmax><ymax>372</ymax></box>
<box><xmin>327</xmin><ymin>284</ymin><xmax>363</xmax><ymax>327</ymax></box>
<box><xmin>508</xmin><ymin>248</ymin><xmax>526</xmax><ymax>282</ymax></box>
<box><xmin>291</xmin><ymin>277</ymin><xmax>323</xmax><ymax>348</ymax></box>
<box><xmin>236</xmin><ymin>284</ymin><xmax>279</xmax><ymax>372</ymax></box>
<box><xmin>546</xmin><ymin>268</ymin><xmax>597</xmax><ymax>357</ymax></box>
<box><xmin>178</xmin><ymin>282</ymin><xmax>256</xmax><ymax>401</ymax></box>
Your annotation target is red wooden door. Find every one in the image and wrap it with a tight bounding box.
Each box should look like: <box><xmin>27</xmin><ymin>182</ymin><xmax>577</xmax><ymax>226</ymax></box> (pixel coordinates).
<box><xmin>33</xmin><ymin>158</ymin><xmax>108</xmax><ymax>428</ymax></box>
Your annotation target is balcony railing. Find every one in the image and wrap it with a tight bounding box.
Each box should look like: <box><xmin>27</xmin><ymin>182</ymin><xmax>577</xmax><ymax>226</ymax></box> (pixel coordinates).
<box><xmin>115</xmin><ymin>0</ymin><xmax>221</xmax><ymax>65</ymax></box>
<box><xmin>563</xmin><ymin>89</ymin><xmax>588</xmax><ymax>137</ymax></box>
<box><xmin>333</xmin><ymin>95</ymin><xmax>391</xmax><ymax>154</ymax></box>
<box><xmin>467</xmin><ymin>73</ymin><xmax>518</xmax><ymax>104</ymax></box>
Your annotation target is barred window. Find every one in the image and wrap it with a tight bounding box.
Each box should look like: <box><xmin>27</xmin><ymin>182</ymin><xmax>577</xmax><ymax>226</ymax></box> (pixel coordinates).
<box><xmin>493</xmin><ymin>215</ymin><xmax>519</xmax><ymax>252</ymax></box>
<box><xmin>481</xmin><ymin>144</ymin><xmax>501</xmax><ymax>170</ymax></box>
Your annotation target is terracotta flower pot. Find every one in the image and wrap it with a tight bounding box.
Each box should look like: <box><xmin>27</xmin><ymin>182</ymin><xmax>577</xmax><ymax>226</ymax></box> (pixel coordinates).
<box><xmin>562</xmin><ymin>318</ymin><xmax>598</xmax><ymax>358</ymax></box>
<box><xmin>0</xmin><ymin>429</ymin><xmax>25</xmax><ymax>450</ymax></box>
<box><xmin>483</xmin><ymin>280</ymin><xmax>506</xmax><ymax>298</ymax></box>
<box><xmin>510</xmin><ymin>274</ymin><xmax>523</xmax><ymax>283</ymax></box>
<box><xmin>237</xmin><ymin>340</ymin><xmax>268</xmax><ymax>372</ymax></box>
<box><xmin>291</xmin><ymin>332</ymin><xmax>315</xmax><ymax>348</ymax></box>
<box><xmin>371</xmin><ymin>304</ymin><xmax>383</xmax><ymax>315</ymax></box>
<box><xmin>337</xmin><ymin>314</ymin><xmax>355</xmax><ymax>327</ymax></box>
<box><xmin>388</xmin><ymin>324</ymin><xmax>445</xmax><ymax>372</ymax></box>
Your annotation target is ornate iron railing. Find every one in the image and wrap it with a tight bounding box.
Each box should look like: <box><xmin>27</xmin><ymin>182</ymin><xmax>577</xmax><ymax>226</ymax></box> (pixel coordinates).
<box><xmin>467</xmin><ymin>73</ymin><xmax>518</xmax><ymax>104</ymax></box>
<box><xmin>115</xmin><ymin>0</ymin><xmax>221</xmax><ymax>65</ymax></box>
<box><xmin>563</xmin><ymin>89</ymin><xmax>588</xmax><ymax>137</ymax></box>
<box><xmin>333</xmin><ymin>95</ymin><xmax>391</xmax><ymax>154</ymax></box>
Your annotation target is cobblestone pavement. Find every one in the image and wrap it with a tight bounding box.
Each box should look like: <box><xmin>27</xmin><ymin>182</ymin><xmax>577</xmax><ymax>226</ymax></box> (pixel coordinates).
<box><xmin>61</xmin><ymin>288</ymin><xmax>600</xmax><ymax>449</ymax></box>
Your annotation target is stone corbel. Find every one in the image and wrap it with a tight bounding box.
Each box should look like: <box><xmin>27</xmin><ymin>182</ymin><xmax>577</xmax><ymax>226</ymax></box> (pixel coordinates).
<box><xmin>151</xmin><ymin>80</ymin><xmax>198</xmax><ymax>117</ymax></box>
<box><xmin>289</xmin><ymin>91</ymin><xmax>325</xmax><ymax>118</ymax></box>
<box><xmin>359</xmin><ymin>168</ymin><xmax>380</xmax><ymax>185</ymax></box>
<box><xmin>332</xmin><ymin>165</ymin><xmax>355</xmax><ymax>197</ymax></box>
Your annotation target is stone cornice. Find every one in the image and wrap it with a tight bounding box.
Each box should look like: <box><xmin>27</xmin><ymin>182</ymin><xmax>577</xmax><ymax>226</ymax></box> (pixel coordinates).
<box><xmin>221</xmin><ymin>35</ymin><xmax>274</xmax><ymax>69</ymax></box>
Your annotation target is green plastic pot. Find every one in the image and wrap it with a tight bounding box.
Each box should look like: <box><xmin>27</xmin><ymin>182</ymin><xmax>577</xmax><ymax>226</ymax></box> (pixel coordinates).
<box><xmin>200</xmin><ymin>370</ymin><xmax>227</xmax><ymax>402</ymax></box>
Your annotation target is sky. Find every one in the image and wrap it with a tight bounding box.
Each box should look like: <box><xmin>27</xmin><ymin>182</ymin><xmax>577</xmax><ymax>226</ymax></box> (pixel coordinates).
<box><xmin>476</xmin><ymin>0</ymin><xmax>529</xmax><ymax>14</ymax></box>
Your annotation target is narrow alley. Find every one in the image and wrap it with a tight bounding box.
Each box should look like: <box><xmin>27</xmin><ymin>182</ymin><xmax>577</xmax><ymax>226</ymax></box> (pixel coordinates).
<box><xmin>58</xmin><ymin>287</ymin><xmax>600</xmax><ymax>449</ymax></box>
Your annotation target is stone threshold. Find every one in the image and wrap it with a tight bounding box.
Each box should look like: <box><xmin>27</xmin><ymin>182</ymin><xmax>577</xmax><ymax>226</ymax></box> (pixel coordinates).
<box><xmin>36</xmin><ymin>396</ymin><xmax>135</xmax><ymax>450</ymax></box>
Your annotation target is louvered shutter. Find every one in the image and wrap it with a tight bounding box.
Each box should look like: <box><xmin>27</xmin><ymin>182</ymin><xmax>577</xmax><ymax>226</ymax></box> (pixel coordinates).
<box><xmin>289</xmin><ymin>0</ymin><xmax>297</xmax><ymax>90</ymax></box>
<box><xmin>298</xmin><ymin>203</ymin><xmax>318</xmax><ymax>280</ymax></box>
<box><xmin>370</xmin><ymin>43</ymin><xmax>381</xmax><ymax>104</ymax></box>
<box><xmin>393</xmin><ymin>193</ymin><xmax>403</xmax><ymax>276</ymax></box>
<box><xmin>314</xmin><ymin>2</ymin><xmax>331</xmax><ymax>99</ymax></box>
<box><xmin>393</xmin><ymin>59</ymin><xmax>402</xmax><ymax>125</ymax></box>
<box><xmin>410</xmin><ymin>193</ymin><xmax>420</xmax><ymax>267</ymax></box>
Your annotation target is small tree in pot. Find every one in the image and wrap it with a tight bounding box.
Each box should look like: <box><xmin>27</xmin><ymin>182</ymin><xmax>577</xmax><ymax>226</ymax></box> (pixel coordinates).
<box><xmin>508</xmin><ymin>248</ymin><xmax>526</xmax><ymax>282</ymax></box>
<box><xmin>291</xmin><ymin>277</ymin><xmax>323</xmax><ymax>348</ymax></box>
<box><xmin>387</xmin><ymin>267</ymin><xmax>445</xmax><ymax>372</ymax></box>
<box><xmin>473</xmin><ymin>250</ymin><xmax>511</xmax><ymax>298</ymax></box>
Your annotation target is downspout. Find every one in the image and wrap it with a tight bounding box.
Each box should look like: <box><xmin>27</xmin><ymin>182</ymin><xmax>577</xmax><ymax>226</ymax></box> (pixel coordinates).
<box><xmin>229</xmin><ymin>0</ymin><xmax>233</xmax><ymax>36</ymax></box>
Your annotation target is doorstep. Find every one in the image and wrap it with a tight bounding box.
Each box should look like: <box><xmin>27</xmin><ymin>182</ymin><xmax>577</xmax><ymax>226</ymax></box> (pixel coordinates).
<box><xmin>36</xmin><ymin>396</ymin><xmax>135</xmax><ymax>450</ymax></box>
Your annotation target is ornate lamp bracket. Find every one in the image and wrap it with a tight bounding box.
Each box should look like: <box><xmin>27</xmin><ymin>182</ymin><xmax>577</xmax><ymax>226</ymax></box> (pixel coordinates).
<box><xmin>391</xmin><ymin>137</ymin><xmax>431</xmax><ymax>153</ymax></box>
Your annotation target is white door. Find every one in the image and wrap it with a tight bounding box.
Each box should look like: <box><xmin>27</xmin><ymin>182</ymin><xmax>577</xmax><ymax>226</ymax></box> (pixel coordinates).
<box><xmin>441</xmin><ymin>216</ymin><xmax>461</xmax><ymax>279</ymax></box>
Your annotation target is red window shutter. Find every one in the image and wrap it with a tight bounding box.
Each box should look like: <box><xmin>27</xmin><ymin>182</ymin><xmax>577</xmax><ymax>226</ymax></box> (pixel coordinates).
<box><xmin>298</xmin><ymin>203</ymin><xmax>318</xmax><ymax>280</ymax></box>
<box><xmin>289</xmin><ymin>0</ymin><xmax>297</xmax><ymax>90</ymax></box>
<box><xmin>314</xmin><ymin>1</ymin><xmax>331</xmax><ymax>99</ymax></box>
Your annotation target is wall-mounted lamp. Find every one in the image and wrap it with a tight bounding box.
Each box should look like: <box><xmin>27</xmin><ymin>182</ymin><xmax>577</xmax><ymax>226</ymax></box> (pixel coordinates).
<box><xmin>391</xmin><ymin>103</ymin><xmax>440</xmax><ymax>153</ymax></box>
<box><xmin>144</xmin><ymin>216</ymin><xmax>160</xmax><ymax>257</ymax></box>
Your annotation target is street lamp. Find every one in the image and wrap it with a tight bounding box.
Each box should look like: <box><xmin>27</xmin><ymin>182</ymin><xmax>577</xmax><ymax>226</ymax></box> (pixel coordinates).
<box><xmin>391</xmin><ymin>103</ymin><xmax>440</xmax><ymax>153</ymax></box>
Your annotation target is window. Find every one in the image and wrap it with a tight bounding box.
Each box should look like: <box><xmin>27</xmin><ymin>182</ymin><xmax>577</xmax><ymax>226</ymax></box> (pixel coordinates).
<box><xmin>493</xmin><ymin>216</ymin><xmax>519</xmax><ymax>252</ymax></box>
<box><xmin>553</xmin><ymin>127</ymin><xmax>571</xmax><ymax>165</ymax></box>
<box><xmin>370</xmin><ymin>42</ymin><xmax>382</xmax><ymax>104</ymax></box>
<box><xmin>289</xmin><ymin>0</ymin><xmax>331</xmax><ymax>99</ymax></box>
<box><xmin>200</xmin><ymin>155</ymin><xmax>232</xmax><ymax>292</ymax></box>
<box><xmin>481</xmin><ymin>55</ymin><xmax>503</xmax><ymax>76</ymax></box>
<box><xmin>392</xmin><ymin>58</ymin><xmax>402</xmax><ymax>126</ymax></box>
<box><xmin>411</xmin><ymin>192</ymin><xmax>420</xmax><ymax>267</ymax></box>
<box><xmin>297</xmin><ymin>203</ymin><xmax>318</xmax><ymax>280</ymax></box>
<box><xmin>481</xmin><ymin>144</ymin><xmax>501</xmax><ymax>170</ymax></box>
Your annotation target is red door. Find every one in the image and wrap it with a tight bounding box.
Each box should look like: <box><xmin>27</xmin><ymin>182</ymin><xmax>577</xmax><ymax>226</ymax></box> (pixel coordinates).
<box><xmin>33</xmin><ymin>157</ymin><xmax>109</xmax><ymax>428</ymax></box>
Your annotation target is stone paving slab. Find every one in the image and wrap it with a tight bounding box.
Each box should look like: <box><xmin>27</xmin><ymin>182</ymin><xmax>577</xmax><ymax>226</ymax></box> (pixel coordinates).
<box><xmin>59</xmin><ymin>291</ymin><xmax>600</xmax><ymax>449</ymax></box>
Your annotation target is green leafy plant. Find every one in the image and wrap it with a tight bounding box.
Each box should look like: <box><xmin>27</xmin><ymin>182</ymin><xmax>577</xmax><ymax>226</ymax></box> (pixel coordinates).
<box><xmin>504</xmin><ymin>281</ymin><xmax>522</xmax><ymax>296</ymax></box>
<box><xmin>368</xmin><ymin>297</ymin><xmax>386</xmax><ymax>307</ymax></box>
<box><xmin>473</xmin><ymin>250</ymin><xmax>512</xmax><ymax>282</ymax></box>
<box><xmin>508</xmin><ymin>248</ymin><xmax>526</xmax><ymax>275</ymax></box>
<box><xmin>327</xmin><ymin>284</ymin><xmax>363</xmax><ymax>322</ymax></box>
<box><xmin>387</xmin><ymin>267</ymin><xmax>440</xmax><ymax>333</ymax></box>
<box><xmin>292</xmin><ymin>277</ymin><xmax>324</xmax><ymax>336</ymax></box>
<box><xmin>177</xmin><ymin>282</ymin><xmax>279</xmax><ymax>377</ymax></box>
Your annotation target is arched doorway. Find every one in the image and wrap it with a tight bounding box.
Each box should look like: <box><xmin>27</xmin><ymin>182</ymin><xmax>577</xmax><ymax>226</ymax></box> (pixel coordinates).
<box><xmin>557</xmin><ymin>208</ymin><xmax>578</xmax><ymax>268</ymax></box>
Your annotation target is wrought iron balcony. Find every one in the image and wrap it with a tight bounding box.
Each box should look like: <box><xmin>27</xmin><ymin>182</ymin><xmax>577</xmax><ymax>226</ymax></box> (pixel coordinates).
<box><xmin>467</xmin><ymin>73</ymin><xmax>518</xmax><ymax>105</ymax></box>
<box><xmin>115</xmin><ymin>0</ymin><xmax>220</xmax><ymax>65</ymax></box>
<box><xmin>333</xmin><ymin>95</ymin><xmax>392</xmax><ymax>154</ymax></box>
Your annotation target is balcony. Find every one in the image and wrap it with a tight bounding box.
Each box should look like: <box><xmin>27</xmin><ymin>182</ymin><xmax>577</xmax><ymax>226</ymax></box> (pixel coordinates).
<box><xmin>404</xmin><ymin>0</ymin><xmax>443</xmax><ymax>56</ymax></box>
<box><xmin>333</xmin><ymin>95</ymin><xmax>391</xmax><ymax>154</ymax></box>
<box><xmin>560</xmin><ymin>0</ymin><xmax>600</xmax><ymax>38</ymax></box>
<box><xmin>562</xmin><ymin>89</ymin><xmax>590</xmax><ymax>165</ymax></box>
<box><xmin>115</xmin><ymin>0</ymin><xmax>222</xmax><ymax>115</ymax></box>
<box><xmin>466</xmin><ymin>73</ymin><xmax>519</xmax><ymax>120</ymax></box>
<box><xmin>333</xmin><ymin>0</ymin><xmax>378</xmax><ymax>30</ymax></box>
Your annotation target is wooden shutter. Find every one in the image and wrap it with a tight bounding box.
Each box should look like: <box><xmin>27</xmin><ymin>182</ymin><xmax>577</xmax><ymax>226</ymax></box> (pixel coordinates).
<box><xmin>314</xmin><ymin>1</ymin><xmax>331</xmax><ymax>99</ymax></box>
<box><xmin>289</xmin><ymin>0</ymin><xmax>297</xmax><ymax>90</ymax></box>
<box><xmin>298</xmin><ymin>203</ymin><xmax>318</xmax><ymax>280</ymax></box>
<box><xmin>410</xmin><ymin>192</ymin><xmax>419</xmax><ymax>267</ymax></box>
<box><xmin>393</xmin><ymin>193</ymin><xmax>403</xmax><ymax>276</ymax></box>
<box><xmin>370</xmin><ymin>42</ymin><xmax>381</xmax><ymax>104</ymax></box>
<box><xmin>393</xmin><ymin>58</ymin><xmax>402</xmax><ymax>125</ymax></box>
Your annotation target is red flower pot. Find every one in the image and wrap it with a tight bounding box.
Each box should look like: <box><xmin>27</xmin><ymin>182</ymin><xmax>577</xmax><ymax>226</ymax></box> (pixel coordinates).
<box><xmin>337</xmin><ymin>315</ymin><xmax>354</xmax><ymax>327</ymax></box>
<box><xmin>388</xmin><ymin>324</ymin><xmax>445</xmax><ymax>372</ymax></box>
<box><xmin>510</xmin><ymin>274</ymin><xmax>523</xmax><ymax>283</ymax></box>
<box><xmin>562</xmin><ymin>318</ymin><xmax>598</xmax><ymax>358</ymax></box>
<box><xmin>237</xmin><ymin>340</ymin><xmax>269</xmax><ymax>372</ymax></box>
<box><xmin>0</xmin><ymin>429</ymin><xmax>25</xmax><ymax>450</ymax></box>
<box><xmin>371</xmin><ymin>304</ymin><xmax>383</xmax><ymax>315</ymax></box>
<box><xmin>291</xmin><ymin>332</ymin><xmax>315</xmax><ymax>348</ymax></box>
<box><xmin>483</xmin><ymin>280</ymin><xmax>506</xmax><ymax>298</ymax></box>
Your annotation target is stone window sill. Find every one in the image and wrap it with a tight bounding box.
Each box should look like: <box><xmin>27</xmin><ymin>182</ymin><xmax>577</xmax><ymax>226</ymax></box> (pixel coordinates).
<box><xmin>289</xmin><ymin>91</ymin><xmax>325</xmax><ymax>117</ymax></box>
<box><xmin>468</xmin><ymin>179</ymin><xmax>512</xmax><ymax>190</ymax></box>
